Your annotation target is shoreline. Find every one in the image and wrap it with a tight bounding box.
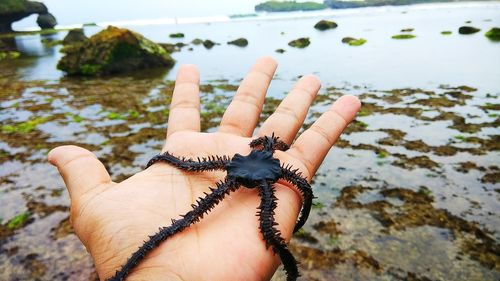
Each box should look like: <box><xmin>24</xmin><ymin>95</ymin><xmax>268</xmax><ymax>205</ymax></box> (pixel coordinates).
<box><xmin>10</xmin><ymin>1</ymin><xmax>500</xmax><ymax>32</ymax></box>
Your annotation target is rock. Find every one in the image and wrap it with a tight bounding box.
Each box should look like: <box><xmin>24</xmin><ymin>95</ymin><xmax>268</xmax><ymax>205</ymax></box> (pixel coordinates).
<box><xmin>57</xmin><ymin>26</ymin><xmax>175</xmax><ymax>76</ymax></box>
<box><xmin>341</xmin><ymin>37</ymin><xmax>356</xmax><ymax>43</ymax></box>
<box><xmin>36</xmin><ymin>13</ymin><xmax>57</xmax><ymax>29</ymax></box>
<box><xmin>159</xmin><ymin>42</ymin><xmax>186</xmax><ymax>53</ymax></box>
<box><xmin>314</xmin><ymin>20</ymin><xmax>337</xmax><ymax>31</ymax></box>
<box><xmin>62</xmin><ymin>28</ymin><xmax>88</xmax><ymax>45</ymax></box>
<box><xmin>0</xmin><ymin>0</ymin><xmax>54</xmax><ymax>33</ymax></box>
<box><xmin>169</xmin><ymin>33</ymin><xmax>184</xmax><ymax>38</ymax></box>
<box><xmin>275</xmin><ymin>48</ymin><xmax>286</xmax><ymax>53</ymax></box>
<box><xmin>400</xmin><ymin>28</ymin><xmax>413</xmax><ymax>32</ymax></box>
<box><xmin>458</xmin><ymin>26</ymin><xmax>480</xmax><ymax>35</ymax></box>
<box><xmin>202</xmin><ymin>39</ymin><xmax>216</xmax><ymax>49</ymax></box>
<box><xmin>191</xmin><ymin>38</ymin><xmax>203</xmax><ymax>45</ymax></box>
<box><xmin>288</xmin><ymin>37</ymin><xmax>310</xmax><ymax>48</ymax></box>
<box><xmin>227</xmin><ymin>38</ymin><xmax>248</xmax><ymax>47</ymax></box>
<box><xmin>485</xmin><ymin>27</ymin><xmax>500</xmax><ymax>41</ymax></box>
<box><xmin>342</xmin><ymin>37</ymin><xmax>366</xmax><ymax>46</ymax></box>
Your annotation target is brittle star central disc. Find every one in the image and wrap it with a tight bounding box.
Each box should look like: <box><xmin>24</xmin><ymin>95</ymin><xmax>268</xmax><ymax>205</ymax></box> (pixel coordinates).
<box><xmin>226</xmin><ymin>150</ymin><xmax>282</xmax><ymax>186</ymax></box>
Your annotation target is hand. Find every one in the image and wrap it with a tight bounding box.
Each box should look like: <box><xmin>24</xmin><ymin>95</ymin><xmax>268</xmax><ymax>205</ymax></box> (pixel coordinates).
<box><xmin>48</xmin><ymin>57</ymin><xmax>360</xmax><ymax>281</ymax></box>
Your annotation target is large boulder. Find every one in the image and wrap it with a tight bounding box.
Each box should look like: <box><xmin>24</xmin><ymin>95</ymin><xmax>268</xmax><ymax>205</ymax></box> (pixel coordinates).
<box><xmin>57</xmin><ymin>26</ymin><xmax>175</xmax><ymax>76</ymax></box>
<box><xmin>62</xmin><ymin>28</ymin><xmax>88</xmax><ymax>45</ymax></box>
<box><xmin>36</xmin><ymin>12</ymin><xmax>57</xmax><ymax>29</ymax></box>
<box><xmin>0</xmin><ymin>0</ymin><xmax>55</xmax><ymax>32</ymax></box>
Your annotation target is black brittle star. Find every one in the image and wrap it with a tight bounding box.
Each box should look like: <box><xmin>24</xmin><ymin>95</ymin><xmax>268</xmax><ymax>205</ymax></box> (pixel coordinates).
<box><xmin>107</xmin><ymin>134</ymin><xmax>313</xmax><ymax>281</ymax></box>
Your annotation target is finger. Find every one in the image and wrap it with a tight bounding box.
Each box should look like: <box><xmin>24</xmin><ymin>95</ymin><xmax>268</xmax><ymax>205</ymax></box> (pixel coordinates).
<box><xmin>219</xmin><ymin>56</ymin><xmax>277</xmax><ymax>136</ymax></box>
<box><xmin>48</xmin><ymin>145</ymin><xmax>112</xmax><ymax>200</ymax></box>
<box><xmin>287</xmin><ymin>95</ymin><xmax>361</xmax><ymax>176</ymax></box>
<box><xmin>167</xmin><ymin>64</ymin><xmax>201</xmax><ymax>138</ymax></box>
<box><xmin>257</xmin><ymin>75</ymin><xmax>320</xmax><ymax>144</ymax></box>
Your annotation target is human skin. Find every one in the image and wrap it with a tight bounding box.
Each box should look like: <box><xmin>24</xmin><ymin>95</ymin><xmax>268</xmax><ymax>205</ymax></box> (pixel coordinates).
<box><xmin>48</xmin><ymin>57</ymin><xmax>361</xmax><ymax>281</ymax></box>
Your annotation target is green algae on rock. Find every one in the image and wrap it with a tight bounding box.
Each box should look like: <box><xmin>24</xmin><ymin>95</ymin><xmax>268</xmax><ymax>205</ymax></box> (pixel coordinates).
<box><xmin>288</xmin><ymin>37</ymin><xmax>310</xmax><ymax>48</ymax></box>
<box><xmin>275</xmin><ymin>48</ymin><xmax>286</xmax><ymax>53</ymax></box>
<box><xmin>392</xmin><ymin>34</ymin><xmax>416</xmax><ymax>39</ymax></box>
<box><xmin>441</xmin><ymin>30</ymin><xmax>452</xmax><ymax>35</ymax></box>
<box><xmin>227</xmin><ymin>37</ymin><xmax>248</xmax><ymax>47</ymax></box>
<box><xmin>348</xmin><ymin>38</ymin><xmax>367</xmax><ymax>46</ymax></box>
<box><xmin>169</xmin><ymin>32</ymin><xmax>184</xmax><ymax>38</ymax></box>
<box><xmin>57</xmin><ymin>26</ymin><xmax>175</xmax><ymax>76</ymax></box>
<box><xmin>485</xmin><ymin>27</ymin><xmax>500</xmax><ymax>41</ymax></box>
<box><xmin>459</xmin><ymin>26</ymin><xmax>480</xmax><ymax>35</ymax></box>
<box><xmin>314</xmin><ymin>20</ymin><xmax>338</xmax><ymax>31</ymax></box>
<box><xmin>401</xmin><ymin>28</ymin><xmax>414</xmax><ymax>32</ymax></box>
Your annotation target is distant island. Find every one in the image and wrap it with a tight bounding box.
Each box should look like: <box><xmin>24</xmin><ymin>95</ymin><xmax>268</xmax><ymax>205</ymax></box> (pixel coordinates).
<box><xmin>255</xmin><ymin>0</ymin><xmax>490</xmax><ymax>12</ymax></box>
<box><xmin>255</xmin><ymin>1</ymin><xmax>327</xmax><ymax>12</ymax></box>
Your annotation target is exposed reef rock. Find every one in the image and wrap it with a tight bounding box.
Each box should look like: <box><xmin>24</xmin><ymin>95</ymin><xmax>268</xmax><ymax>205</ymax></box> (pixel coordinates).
<box><xmin>227</xmin><ymin>37</ymin><xmax>248</xmax><ymax>47</ymax></box>
<box><xmin>485</xmin><ymin>27</ymin><xmax>500</xmax><ymax>41</ymax></box>
<box><xmin>62</xmin><ymin>28</ymin><xmax>88</xmax><ymax>45</ymax></box>
<box><xmin>288</xmin><ymin>37</ymin><xmax>310</xmax><ymax>48</ymax></box>
<box><xmin>459</xmin><ymin>26</ymin><xmax>480</xmax><ymax>35</ymax></box>
<box><xmin>57</xmin><ymin>26</ymin><xmax>175</xmax><ymax>76</ymax></box>
<box><xmin>314</xmin><ymin>20</ymin><xmax>338</xmax><ymax>31</ymax></box>
<box><xmin>36</xmin><ymin>12</ymin><xmax>56</xmax><ymax>29</ymax></box>
<box><xmin>0</xmin><ymin>0</ymin><xmax>57</xmax><ymax>33</ymax></box>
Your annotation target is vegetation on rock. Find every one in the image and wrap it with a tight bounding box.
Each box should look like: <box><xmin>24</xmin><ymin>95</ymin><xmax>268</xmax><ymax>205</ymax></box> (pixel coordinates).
<box><xmin>314</xmin><ymin>20</ymin><xmax>338</xmax><ymax>31</ymax></box>
<box><xmin>441</xmin><ymin>30</ymin><xmax>452</xmax><ymax>35</ymax></box>
<box><xmin>288</xmin><ymin>37</ymin><xmax>310</xmax><ymax>48</ymax></box>
<box><xmin>392</xmin><ymin>34</ymin><xmax>416</xmax><ymax>39</ymax></box>
<box><xmin>255</xmin><ymin>1</ymin><xmax>326</xmax><ymax>12</ymax></box>
<box><xmin>485</xmin><ymin>27</ymin><xmax>500</xmax><ymax>41</ymax></box>
<box><xmin>169</xmin><ymin>33</ymin><xmax>184</xmax><ymax>38</ymax></box>
<box><xmin>57</xmin><ymin>26</ymin><xmax>175</xmax><ymax>76</ymax></box>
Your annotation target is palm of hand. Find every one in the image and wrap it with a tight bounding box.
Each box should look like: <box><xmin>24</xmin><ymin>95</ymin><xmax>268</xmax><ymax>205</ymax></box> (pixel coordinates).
<box><xmin>49</xmin><ymin>58</ymin><xmax>360</xmax><ymax>281</ymax></box>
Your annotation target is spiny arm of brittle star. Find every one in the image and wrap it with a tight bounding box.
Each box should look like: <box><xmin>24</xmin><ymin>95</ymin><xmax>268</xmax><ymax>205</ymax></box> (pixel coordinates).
<box><xmin>106</xmin><ymin>178</ymin><xmax>240</xmax><ymax>281</ymax></box>
<box><xmin>280</xmin><ymin>164</ymin><xmax>313</xmax><ymax>233</ymax></box>
<box><xmin>257</xmin><ymin>180</ymin><xmax>299</xmax><ymax>281</ymax></box>
<box><xmin>249</xmin><ymin>134</ymin><xmax>290</xmax><ymax>152</ymax></box>
<box><xmin>146</xmin><ymin>151</ymin><xmax>231</xmax><ymax>172</ymax></box>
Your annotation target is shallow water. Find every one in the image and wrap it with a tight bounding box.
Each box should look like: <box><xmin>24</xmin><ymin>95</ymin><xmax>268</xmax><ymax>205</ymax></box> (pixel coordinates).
<box><xmin>1</xmin><ymin>2</ymin><xmax>499</xmax><ymax>281</ymax></box>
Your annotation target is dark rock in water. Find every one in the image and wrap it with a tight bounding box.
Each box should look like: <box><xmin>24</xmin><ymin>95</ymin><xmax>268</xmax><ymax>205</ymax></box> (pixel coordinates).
<box><xmin>202</xmin><ymin>39</ymin><xmax>216</xmax><ymax>49</ymax></box>
<box><xmin>57</xmin><ymin>26</ymin><xmax>175</xmax><ymax>76</ymax></box>
<box><xmin>169</xmin><ymin>33</ymin><xmax>184</xmax><ymax>38</ymax></box>
<box><xmin>0</xmin><ymin>39</ymin><xmax>20</xmax><ymax>60</ymax></box>
<box><xmin>227</xmin><ymin>37</ymin><xmax>248</xmax><ymax>47</ymax></box>
<box><xmin>401</xmin><ymin>28</ymin><xmax>413</xmax><ymax>32</ymax></box>
<box><xmin>275</xmin><ymin>48</ymin><xmax>286</xmax><ymax>53</ymax></box>
<box><xmin>191</xmin><ymin>38</ymin><xmax>203</xmax><ymax>45</ymax></box>
<box><xmin>459</xmin><ymin>26</ymin><xmax>480</xmax><ymax>35</ymax></box>
<box><xmin>36</xmin><ymin>13</ymin><xmax>56</xmax><ymax>29</ymax></box>
<box><xmin>62</xmin><ymin>28</ymin><xmax>88</xmax><ymax>45</ymax></box>
<box><xmin>485</xmin><ymin>27</ymin><xmax>500</xmax><ymax>41</ymax></box>
<box><xmin>159</xmin><ymin>42</ymin><xmax>186</xmax><ymax>53</ymax></box>
<box><xmin>288</xmin><ymin>37</ymin><xmax>310</xmax><ymax>48</ymax></box>
<box><xmin>342</xmin><ymin>37</ymin><xmax>356</xmax><ymax>43</ymax></box>
<box><xmin>0</xmin><ymin>0</ymin><xmax>56</xmax><ymax>33</ymax></box>
<box><xmin>314</xmin><ymin>20</ymin><xmax>337</xmax><ymax>31</ymax></box>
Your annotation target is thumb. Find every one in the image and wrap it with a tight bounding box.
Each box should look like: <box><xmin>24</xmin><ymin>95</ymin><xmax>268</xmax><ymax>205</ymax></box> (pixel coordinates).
<box><xmin>48</xmin><ymin>145</ymin><xmax>112</xmax><ymax>200</ymax></box>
